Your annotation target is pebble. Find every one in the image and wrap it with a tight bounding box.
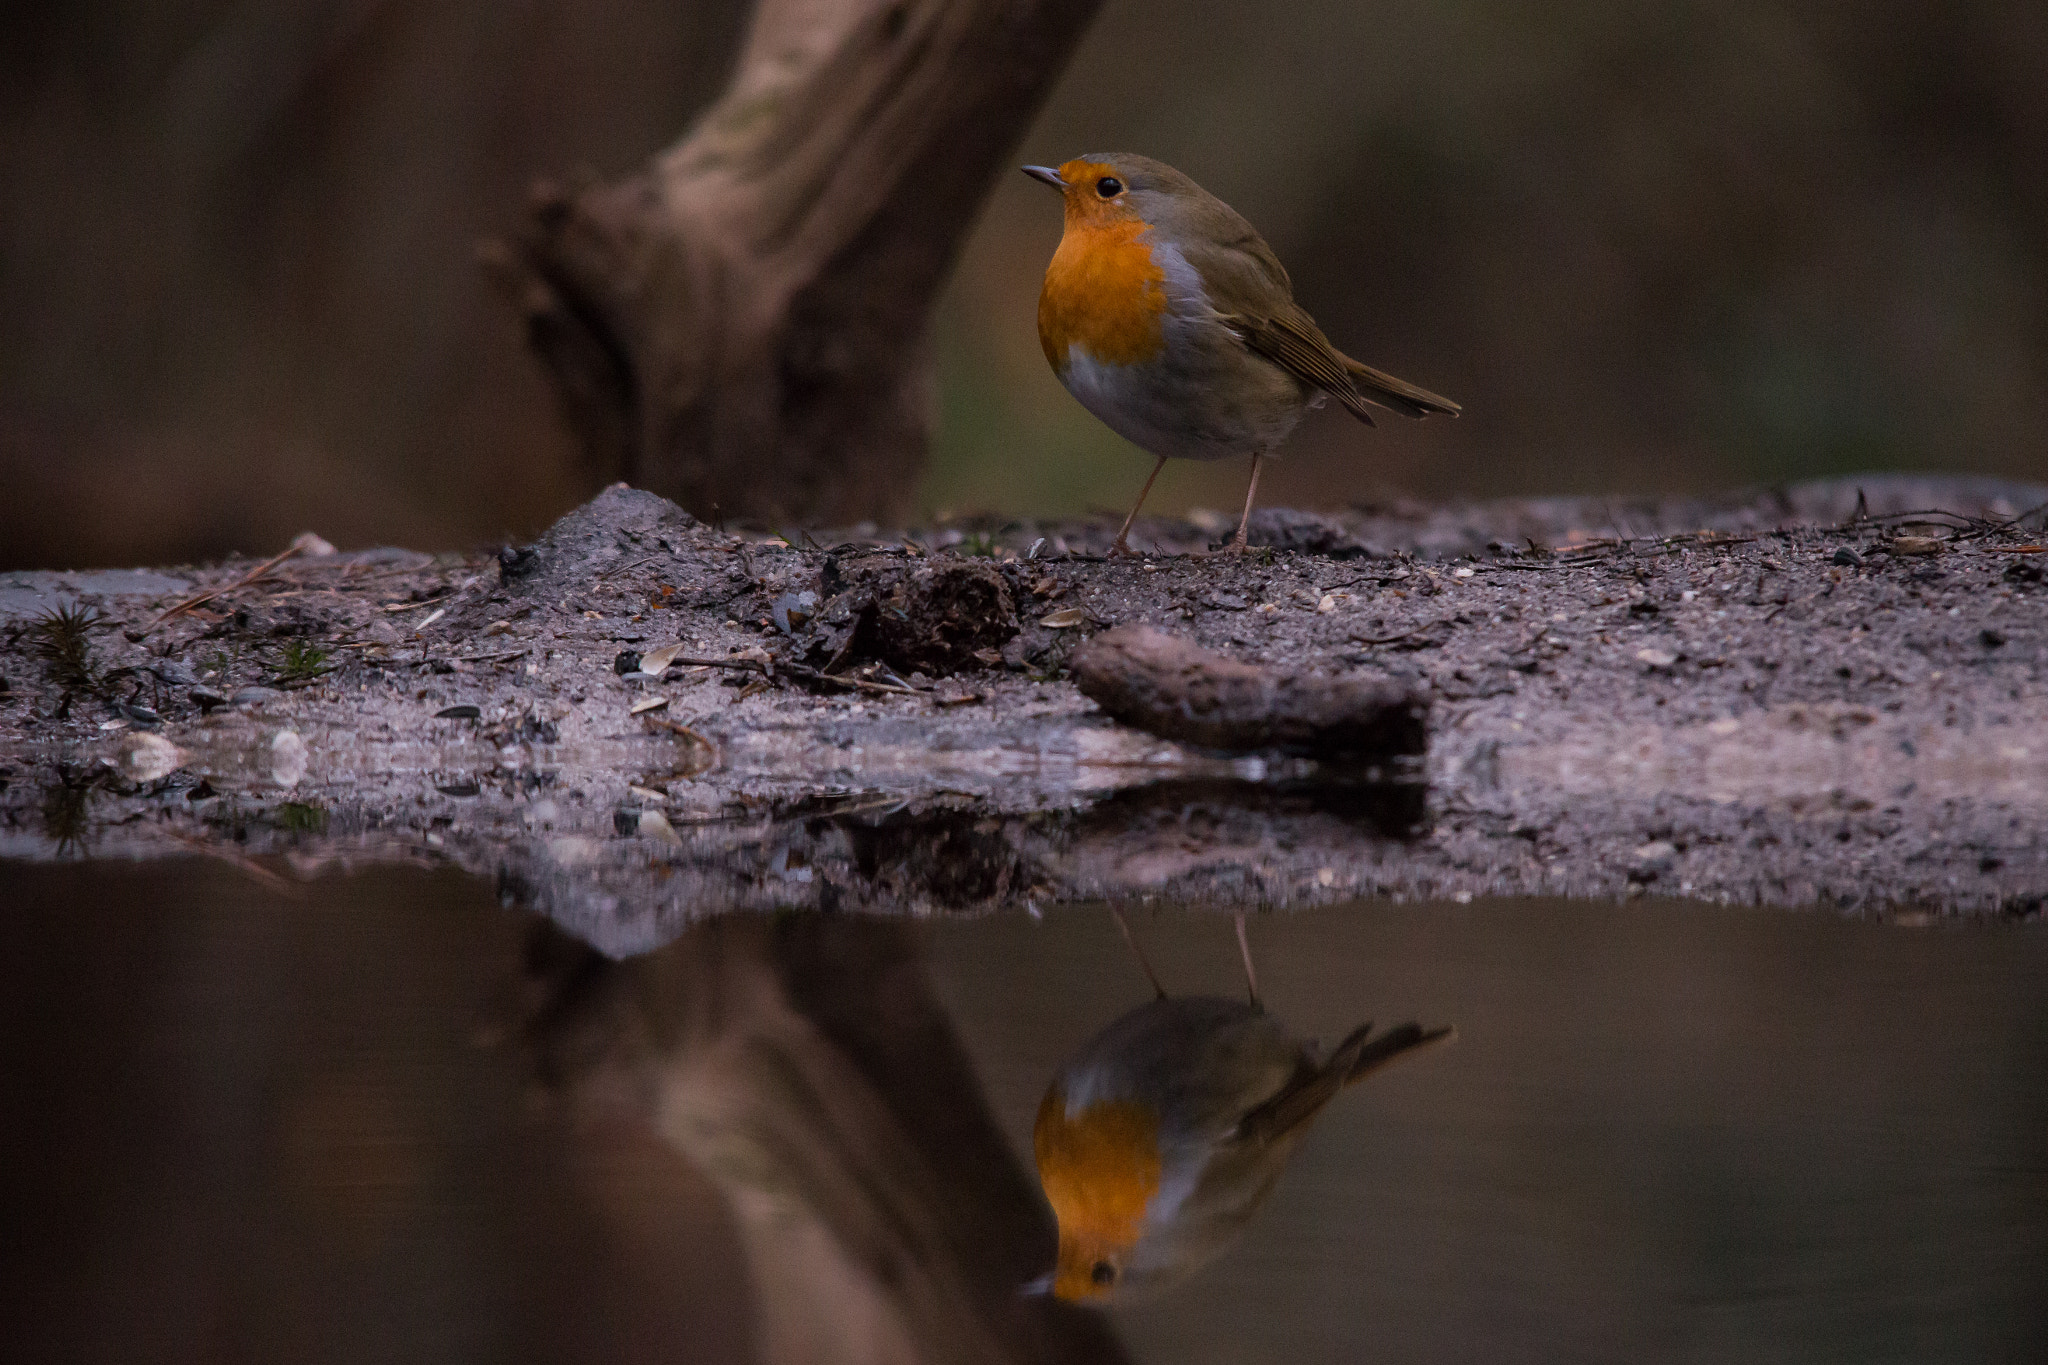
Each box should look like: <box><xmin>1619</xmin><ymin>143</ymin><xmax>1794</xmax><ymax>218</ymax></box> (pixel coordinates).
<box><xmin>231</xmin><ymin>686</ymin><xmax>284</xmax><ymax>707</ymax></box>
<box><xmin>1635</xmin><ymin>647</ymin><xmax>1677</xmax><ymax>667</ymax></box>
<box><xmin>1832</xmin><ymin>547</ymin><xmax>1863</xmax><ymax>567</ymax></box>
<box><xmin>1628</xmin><ymin>840</ymin><xmax>1678</xmax><ymax>881</ymax></box>
<box><xmin>434</xmin><ymin>703</ymin><xmax>481</xmax><ymax>719</ymax></box>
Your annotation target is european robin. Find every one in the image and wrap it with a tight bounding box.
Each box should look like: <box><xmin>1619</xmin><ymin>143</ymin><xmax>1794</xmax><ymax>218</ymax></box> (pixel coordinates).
<box><xmin>1024</xmin><ymin>154</ymin><xmax>1460</xmax><ymax>554</ymax></box>
<box><xmin>1031</xmin><ymin>911</ymin><xmax>1452</xmax><ymax>1301</ymax></box>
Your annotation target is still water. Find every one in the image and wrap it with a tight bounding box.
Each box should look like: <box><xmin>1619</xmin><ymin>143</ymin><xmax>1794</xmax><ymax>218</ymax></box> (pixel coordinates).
<box><xmin>4</xmin><ymin>863</ymin><xmax>2045</xmax><ymax>1363</ymax></box>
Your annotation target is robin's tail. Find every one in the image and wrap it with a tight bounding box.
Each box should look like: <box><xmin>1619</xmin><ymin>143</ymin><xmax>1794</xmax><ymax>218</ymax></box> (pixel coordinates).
<box><xmin>1340</xmin><ymin>356</ymin><xmax>1462</xmax><ymax>421</ymax></box>
<box><xmin>1230</xmin><ymin>1020</ymin><xmax>1454</xmax><ymax>1145</ymax></box>
<box><xmin>1336</xmin><ymin>1020</ymin><xmax>1456</xmax><ymax>1084</ymax></box>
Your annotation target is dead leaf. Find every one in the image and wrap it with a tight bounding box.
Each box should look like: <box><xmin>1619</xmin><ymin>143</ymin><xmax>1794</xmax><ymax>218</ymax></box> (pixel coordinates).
<box><xmin>1039</xmin><ymin>606</ymin><xmax>1091</xmax><ymax>628</ymax></box>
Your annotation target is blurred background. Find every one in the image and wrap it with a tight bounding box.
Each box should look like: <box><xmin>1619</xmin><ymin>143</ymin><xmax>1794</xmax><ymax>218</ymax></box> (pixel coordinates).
<box><xmin>4</xmin><ymin>0</ymin><xmax>2045</xmax><ymax>570</ymax></box>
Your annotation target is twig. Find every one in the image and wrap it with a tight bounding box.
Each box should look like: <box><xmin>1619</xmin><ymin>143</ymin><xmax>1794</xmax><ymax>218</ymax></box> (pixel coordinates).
<box><xmin>167</xmin><ymin>830</ymin><xmax>302</xmax><ymax>897</ymax></box>
<box><xmin>151</xmin><ymin>537</ymin><xmax>315</xmax><ymax>626</ymax></box>
<box><xmin>597</xmin><ymin>555</ymin><xmax>659</xmax><ymax>582</ymax></box>
<box><xmin>382</xmin><ymin>593</ymin><xmax>452</xmax><ymax>613</ymax></box>
<box><xmin>642</xmin><ymin>715</ymin><xmax>718</xmax><ymax>749</ymax></box>
<box><xmin>1351</xmin><ymin>621</ymin><xmax>1448</xmax><ymax>647</ymax></box>
<box><xmin>666</xmin><ymin>654</ymin><xmax>928</xmax><ymax>697</ymax></box>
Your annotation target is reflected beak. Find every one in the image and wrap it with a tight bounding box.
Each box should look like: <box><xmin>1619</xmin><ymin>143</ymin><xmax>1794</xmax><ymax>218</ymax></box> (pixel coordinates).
<box><xmin>1021</xmin><ymin>165</ymin><xmax>1064</xmax><ymax>190</ymax></box>
<box><xmin>1019</xmin><ymin>1271</ymin><xmax>1056</xmax><ymax>1298</ymax></box>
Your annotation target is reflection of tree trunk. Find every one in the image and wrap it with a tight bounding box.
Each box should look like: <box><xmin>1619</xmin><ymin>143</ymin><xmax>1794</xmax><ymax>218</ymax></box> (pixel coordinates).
<box><xmin>526</xmin><ymin>916</ymin><xmax>1127</xmax><ymax>1365</ymax></box>
<box><xmin>486</xmin><ymin>0</ymin><xmax>1102</xmax><ymax>524</ymax></box>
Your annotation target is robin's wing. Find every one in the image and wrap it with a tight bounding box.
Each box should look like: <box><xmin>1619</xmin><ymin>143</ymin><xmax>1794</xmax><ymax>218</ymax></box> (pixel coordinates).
<box><xmin>1227</xmin><ymin>309</ymin><xmax>1383</xmax><ymax>426</ymax></box>
<box><xmin>1180</xmin><ymin>231</ymin><xmax>1460</xmax><ymax>424</ymax></box>
<box><xmin>1232</xmin><ymin>308</ymin><xmax>1464</xmax><ymax>423</ymax></box>
<box><xmin>1227</xmin><ymin>1021</ymin><xmax>1454</xmax><ymax>1147</ymax></box>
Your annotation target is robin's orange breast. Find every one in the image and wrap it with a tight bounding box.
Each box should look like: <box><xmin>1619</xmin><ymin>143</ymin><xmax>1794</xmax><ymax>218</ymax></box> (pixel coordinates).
<box><xmin>1037</xmin><ymin>219</ymin><xmax>1171</xmax><ymax>372</ymax></box>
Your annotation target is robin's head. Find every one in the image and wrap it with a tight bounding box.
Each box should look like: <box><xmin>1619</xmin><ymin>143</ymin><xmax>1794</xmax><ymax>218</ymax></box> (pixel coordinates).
<box><xmin>1022</xmin><ymin>154</ymin><xmax>1210</xmax><ymax>233</ymax></box>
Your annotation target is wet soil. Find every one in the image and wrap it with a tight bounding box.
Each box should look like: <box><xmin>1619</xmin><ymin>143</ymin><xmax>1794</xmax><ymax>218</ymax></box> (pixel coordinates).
<box><xmin>1</xmin><ymin>474</ymin><xmax>2042</xmax><ymax>947</ymax></box>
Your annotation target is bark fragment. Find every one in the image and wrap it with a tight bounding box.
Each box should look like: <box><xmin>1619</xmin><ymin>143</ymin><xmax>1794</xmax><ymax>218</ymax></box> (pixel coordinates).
<box><xmin>1069</xmin><ymin>625</ymin><xmax>1429</xmax><ymax>758</ymax></box>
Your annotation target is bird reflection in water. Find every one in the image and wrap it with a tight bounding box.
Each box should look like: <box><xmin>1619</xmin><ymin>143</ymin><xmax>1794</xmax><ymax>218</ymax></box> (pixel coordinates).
<box><xmin>1032</xmin><ymin>910</ymin><xmax>1452</xmax><ymax>1301</ymax></box>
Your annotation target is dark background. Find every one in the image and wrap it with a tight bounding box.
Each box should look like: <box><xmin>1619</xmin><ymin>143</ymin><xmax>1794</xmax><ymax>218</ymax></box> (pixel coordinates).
<box><xmin>5</xmin><ymin>0</ymin><xmax>2045</xmax><ymax>569</ymax></box>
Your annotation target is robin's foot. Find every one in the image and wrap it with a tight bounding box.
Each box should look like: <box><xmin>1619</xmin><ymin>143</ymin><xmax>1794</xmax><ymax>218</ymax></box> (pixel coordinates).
<box><xmin>1194</xmin><ymin>537</ymin><xmax>1254</xmax><ymax>557</ymax></box>
<box><xmin>1107</xmin><ymin>538</ymin><xmax>1140</xmax><ymax>558</ymax></box>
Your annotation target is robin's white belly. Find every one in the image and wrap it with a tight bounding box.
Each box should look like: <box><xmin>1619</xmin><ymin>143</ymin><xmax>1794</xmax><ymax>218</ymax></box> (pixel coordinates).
<box><xmin>1058</xmin><ymin>342</ymin><xmax>1308</xmax><ymax>463</ymax></box>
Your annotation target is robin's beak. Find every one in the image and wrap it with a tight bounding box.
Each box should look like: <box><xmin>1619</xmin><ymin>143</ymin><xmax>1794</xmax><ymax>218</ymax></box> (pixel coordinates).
<box><xmin>1019</xmin><ymin>1272</ymin><xmax>1056</xmax><ymax>1298</ymax></box>
<box><xmin>1021</xmin><ymin>165</ymin><xmax>1064</xmax><ymax>190</ymax></box>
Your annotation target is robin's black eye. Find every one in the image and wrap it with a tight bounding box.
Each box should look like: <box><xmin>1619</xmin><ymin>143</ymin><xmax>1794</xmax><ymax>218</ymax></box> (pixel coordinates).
<box><xmin>1091</xmin><ymin>1260</ymin><xmax>1116</xmax><ymax>1286</ymax></box>
<box><xmin>1095</xmin><ymin>177</ymin><xmax>1123</xmax><ymax>199</ymax></box>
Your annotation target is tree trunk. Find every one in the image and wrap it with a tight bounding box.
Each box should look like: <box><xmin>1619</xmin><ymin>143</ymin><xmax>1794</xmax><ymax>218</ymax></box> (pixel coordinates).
<box><xmin>486</xmin><ymin>0</ymin><xmax>1102</xmax><ymax>525</ymax></box>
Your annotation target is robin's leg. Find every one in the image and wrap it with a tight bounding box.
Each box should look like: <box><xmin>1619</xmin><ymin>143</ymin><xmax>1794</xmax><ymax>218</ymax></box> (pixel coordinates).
<box><xmin>1111</xmin><ymin>905</ymin><xmax>1168</xmax><ymax>1000</ymax></box>
<box><xmin>1234</xmin><ymin>912</ymin><xmax>1261</xmax><ymax>1010</ymax></box>
<box><xmin>1225</xmin><ymin>451</ymin><xmax>1266</xmax><ymax>552</ymax></box>
<box><xmin>1110</xmin><ymin>455</ymin><xmax>1169</xmax><ymax>557</ymax></box>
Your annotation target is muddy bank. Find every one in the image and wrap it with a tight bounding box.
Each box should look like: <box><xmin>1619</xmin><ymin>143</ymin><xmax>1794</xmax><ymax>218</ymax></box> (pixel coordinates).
<box><xmin>1</xmin><ymin>475</ymin><xmax>2043</xmax><ymax>949</ymax></box>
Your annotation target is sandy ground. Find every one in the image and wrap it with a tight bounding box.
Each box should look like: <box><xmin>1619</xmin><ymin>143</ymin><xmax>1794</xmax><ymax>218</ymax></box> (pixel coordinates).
<box><xmin>1</xmin><ymin>474</ymin><xmax>2042</xmax><ymax>949</ymax></box>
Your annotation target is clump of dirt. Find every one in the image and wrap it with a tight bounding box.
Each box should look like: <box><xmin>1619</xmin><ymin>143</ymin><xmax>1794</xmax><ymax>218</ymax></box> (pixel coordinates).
<box><xmin>871</xmin><ymin>562</ymin><xmax>1018</xmax><ymax>676</ymax></box>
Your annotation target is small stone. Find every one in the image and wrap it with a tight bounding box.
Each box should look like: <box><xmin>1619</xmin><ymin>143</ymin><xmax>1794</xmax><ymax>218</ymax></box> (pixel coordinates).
<box><xmin>612</xmin><ymin>650</ymin><xmax>642</xmax><ymax>675</ymax></box>
<box><xmin>1832</xmin><ymin>547</ymin><xmax>1863</xmax><ymax>567</ymax></box>
<box><xmin>1891</xmin><ymin>535</ymin><xmax>1944</xmax><ymax>556</ymax></box>
<box><xmin>190</xmin><ymin>687</ymin><xmax>228</xmax><ymax>713</ymax></box>
<box><xmin>144</xmin><ymin>660</ymin><xmax>198</xmax><ymax>687</ymax></box>
<box><xmin>1636</xmin><ymin>647</ymin><xmax>1677</xmax><ymax>667</ymax></box>
<box><xmin>265</xmin><ymin>729</ymin><xmax>308</xmax><ymax>787</ymax></box>
<box><xmin>1451</xmin><ymin>567</ymin><xmax>1475</xmax><ymax>579</ymax></box>
<box><xmin>1316</xmin><ymin>594</ymin><xmax>1339</xmax><ymax>613</ymax></box>
<box><xmin>232</xmin><ymin>685</ymin><xmax>284</xmax><ymax>707</ymax></box>
<box><xmin>1980</xmin><ymin>629</ymin><xmax>2007</xmax><ymax>649</ymax></box>
<box><xmin>435</xmin><ymin>703</ymin><xmax>481</xmax><ymax>719</ymax></box>
<box><xmin>117</xmin><ymin>732</ymin><xmax>185</xmax><ymax>783</ymax></box>
<box><xmin>1628</xmin><ymin>839</ymin><xmax>1679</xmax><ymax>881</ymax></box>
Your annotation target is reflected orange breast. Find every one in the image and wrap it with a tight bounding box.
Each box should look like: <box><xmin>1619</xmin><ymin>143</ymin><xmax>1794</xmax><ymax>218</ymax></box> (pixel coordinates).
<box><xmin>1038</xmin><ymin>220</ymin><xmax>1169</xmax><ymax>371</ymax></box>
<box><xmin>1033</xmin><ymin>1088</ymin><xmax>1162</xmax><ymax>1247</ymax></box>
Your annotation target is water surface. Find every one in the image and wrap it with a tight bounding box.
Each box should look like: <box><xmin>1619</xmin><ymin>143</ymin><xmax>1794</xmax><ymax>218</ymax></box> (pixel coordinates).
<box><xmin>3</xmin><ymin>864</ymin><xmax>2043</xmax><ymax>1363</ymax></box>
